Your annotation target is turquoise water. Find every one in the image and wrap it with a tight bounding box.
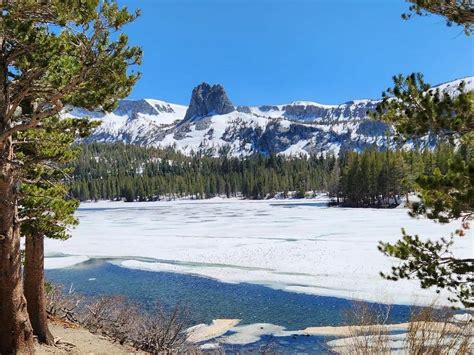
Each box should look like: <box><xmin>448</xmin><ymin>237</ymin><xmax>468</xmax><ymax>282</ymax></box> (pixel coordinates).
<box><xmin>46</xmin><ymin>259</ymin><xmax>417</xmax><ymax>353</ymax></box>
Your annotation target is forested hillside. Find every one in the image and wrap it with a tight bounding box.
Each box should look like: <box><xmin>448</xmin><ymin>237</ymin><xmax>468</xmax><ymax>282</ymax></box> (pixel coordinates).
<box><xmin>70</xmin><ymin>143</ymin><xmax>458</xmax><ymax>207</ymax></box>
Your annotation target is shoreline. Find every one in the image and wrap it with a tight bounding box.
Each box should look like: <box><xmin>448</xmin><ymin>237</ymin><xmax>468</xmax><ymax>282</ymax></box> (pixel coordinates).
<box><xmin>76</xmin><ymin>194</ymin><xmax>331</xmax><ymax>206</ymax></box>
<box><xmin>187</xmin><ymin>317</ymin><xmax>473</xmax><ymax>348</ymax></box>
<box><xmin>44</xmin><ymin>251</ymin><xmax>464</xmax><ymax>309</ymax></box>
<box><xmin>45</xmin><ymin>261</ymin><xmax>473</xmax><ymax>351</ymax></box>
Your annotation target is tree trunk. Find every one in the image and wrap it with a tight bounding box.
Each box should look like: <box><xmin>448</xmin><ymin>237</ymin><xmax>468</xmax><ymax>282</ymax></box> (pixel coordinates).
<box><xmin>24</xmin><ymin>233</ymin><xmax>54</xmax><ymax>345</ymax></box>
<box><xmin>0</xmin><ymin>138</ymin><xmax>35</xmax><ymax>354</ymax></box>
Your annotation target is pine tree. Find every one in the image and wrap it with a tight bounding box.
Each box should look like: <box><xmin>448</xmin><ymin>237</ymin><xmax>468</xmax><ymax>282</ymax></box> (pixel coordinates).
<box><xmin>17</xmin><ymin>116</ymin><xmax>95</xmax><ymax>344</ymax></box>
<box><xmin>403</xmin><ymin>0</ymin><xmax>474</xmax><ymax>34</ymax></box>
<box><xmin>373</xmin><ymin>74</ymin><xmax>474</xmax><ymax>307</ymax></box>
<box><xmin>0</xmin><ymin>1</ymin><xmax>141</xmax><ymax>351</ymax></box>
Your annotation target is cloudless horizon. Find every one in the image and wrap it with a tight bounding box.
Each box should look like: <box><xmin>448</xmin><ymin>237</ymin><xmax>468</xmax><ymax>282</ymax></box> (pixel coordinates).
<box><xmin>119</xmin><ymin>0</ymin><xmax>473</xmax><ymax>106</ymax></box>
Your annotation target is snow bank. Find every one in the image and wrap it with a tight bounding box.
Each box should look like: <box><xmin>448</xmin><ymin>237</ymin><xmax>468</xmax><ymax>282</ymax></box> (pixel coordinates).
<box><xmin>44</xmin><ymin>255</ymin><xmax>89</xmax><ymax>269</ymax></box>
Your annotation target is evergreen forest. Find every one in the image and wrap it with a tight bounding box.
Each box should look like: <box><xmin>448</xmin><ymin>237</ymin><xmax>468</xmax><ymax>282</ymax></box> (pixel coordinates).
<box><xmin>70</xmin><ymin>142</ymin><xmax>461</xmax><ymax>207</ymax></box>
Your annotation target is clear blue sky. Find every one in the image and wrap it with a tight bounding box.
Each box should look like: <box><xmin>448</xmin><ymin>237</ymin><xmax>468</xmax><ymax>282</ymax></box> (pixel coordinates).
<box><xmin>118</xmin><ymin>0</ymin><xmax>473</xmax><ymax>106</ymax></box>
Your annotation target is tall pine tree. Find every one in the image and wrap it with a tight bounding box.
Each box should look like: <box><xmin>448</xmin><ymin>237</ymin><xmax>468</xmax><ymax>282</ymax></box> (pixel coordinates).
<box><xmin>0</xmin><ymin>1</ymin><xmax>141</xmax><ymax>352</ymax></box>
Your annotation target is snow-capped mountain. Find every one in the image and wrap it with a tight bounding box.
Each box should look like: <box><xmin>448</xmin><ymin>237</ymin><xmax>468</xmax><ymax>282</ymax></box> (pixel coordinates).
<box><xmin>66</xmin><ymin>77</ymin><xmax>474</xmax><ymax>157</ymax></box>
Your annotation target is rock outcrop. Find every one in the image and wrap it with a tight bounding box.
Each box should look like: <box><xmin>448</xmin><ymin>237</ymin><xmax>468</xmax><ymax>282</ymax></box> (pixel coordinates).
<box><xmin>282</xmin><ymin>100</ymin><xmax>379</xmax><ymax>122</ymax></box>
<box><xmin>184</xmin><ymin>83</ymin><xmax>235</xmax><ymax>121</ymax></box>
<box><xmin>114</xmin><ymin>99</ymin><xmax>161</xmax><ymax>116</ymax></box>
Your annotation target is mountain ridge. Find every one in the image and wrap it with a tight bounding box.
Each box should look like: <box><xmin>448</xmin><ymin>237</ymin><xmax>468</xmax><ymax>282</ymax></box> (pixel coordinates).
<box><xmin>66</xmin><ymin>76</ymin><xmax>474</xmax><ymax>157</ymax></box>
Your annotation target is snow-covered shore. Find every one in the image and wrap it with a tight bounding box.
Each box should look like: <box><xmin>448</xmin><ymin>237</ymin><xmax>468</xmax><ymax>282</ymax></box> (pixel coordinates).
<box><xmin>186</xmin><ymin>316</ymin><xmax>473</xmax><ymax>350</ymax></box>
<box><xmin>45</xmin><ymin>199</ymin><xmax>472</xmax><ymax>307</ymax></box>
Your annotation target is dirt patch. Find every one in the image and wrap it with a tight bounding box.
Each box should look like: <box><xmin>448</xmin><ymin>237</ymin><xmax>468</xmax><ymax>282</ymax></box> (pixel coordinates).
<box><xmin>36</xmin><ymin>320</ymin><xmax>141</xmax><ymax>354</ymax></box>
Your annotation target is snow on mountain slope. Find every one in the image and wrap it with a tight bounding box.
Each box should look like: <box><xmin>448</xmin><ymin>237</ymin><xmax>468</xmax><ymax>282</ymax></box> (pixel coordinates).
<box><xmin>237</xmin><ymin>99</ymin><xmax>379</xmax><ymax>124</ymax></box>
<box><xmin>67</xmin><ymin>99</ymin><xmax>187</xmax><ymax>145</ymax></box>
<box><xmin>431</xmin><ymin>76</ymin><xmax>474</xmax><ymax>96</ymax></box>
<box><xmin>66</xmin><ymin>77</ymin><xmax>473</xmax><ymax>157</ymax></box>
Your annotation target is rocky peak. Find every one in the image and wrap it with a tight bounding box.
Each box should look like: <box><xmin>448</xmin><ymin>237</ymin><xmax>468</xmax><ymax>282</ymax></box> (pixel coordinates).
<box><xmin>184</xmin><ymin>83</ymin><xmax>235</xmax><ymax>121</ymax></box>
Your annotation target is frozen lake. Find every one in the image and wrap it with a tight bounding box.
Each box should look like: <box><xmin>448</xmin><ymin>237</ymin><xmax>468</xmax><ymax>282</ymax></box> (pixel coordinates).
<box><xmin>44</xmin><ymin>198</ymin><xmax>471</xmax><ymax>307</ymax></box>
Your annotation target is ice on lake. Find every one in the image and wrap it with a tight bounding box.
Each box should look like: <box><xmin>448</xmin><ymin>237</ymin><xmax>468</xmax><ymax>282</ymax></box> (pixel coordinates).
<box><xmin>45</xmin><ymin>198</ymin><xmax>472</xmax><ymax>307</ymax></box>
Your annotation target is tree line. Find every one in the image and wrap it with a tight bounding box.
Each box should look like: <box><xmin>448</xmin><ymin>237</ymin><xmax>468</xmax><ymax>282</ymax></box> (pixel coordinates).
<box><xmin>69</xmin><ymin>142</ymin><xmax>459</xmax><ymax>208</ymax></box>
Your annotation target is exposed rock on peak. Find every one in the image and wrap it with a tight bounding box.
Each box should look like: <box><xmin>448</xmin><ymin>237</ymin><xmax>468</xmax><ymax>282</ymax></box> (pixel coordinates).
<box><xmin>184</xmin><ymin>83</ymin><xmax>235</xmax><ymax>121</ymax></box>
<box><xmin>114</xmin><ymin>99</ymin><xmax>159</xmax><ymax>116</ymax></box>
<box><xmin>113</xmin><ymin>99</ymin><xmax>179</xmax><ymax>118</ymax></box>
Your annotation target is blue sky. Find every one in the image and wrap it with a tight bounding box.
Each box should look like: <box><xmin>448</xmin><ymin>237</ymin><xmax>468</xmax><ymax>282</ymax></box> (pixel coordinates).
<box><xmin>118</xmin><ymin>0</ymin><xmax>473</xmax><ymax>106</ymax></box>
